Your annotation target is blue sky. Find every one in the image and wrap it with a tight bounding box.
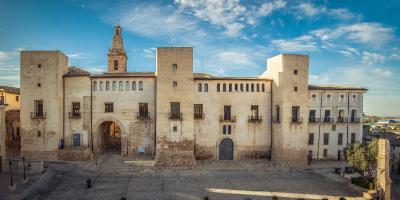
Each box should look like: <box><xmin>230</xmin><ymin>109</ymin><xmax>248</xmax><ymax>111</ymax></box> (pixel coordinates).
<box><xmin>0</xmin><ymin>0</ymin><xmax>399</xmax><ymax>116</ymax></box>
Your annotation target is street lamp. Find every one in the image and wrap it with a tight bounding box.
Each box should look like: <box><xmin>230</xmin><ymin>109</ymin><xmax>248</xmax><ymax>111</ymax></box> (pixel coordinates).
<box><xmin>8</xmin><ymin>160</ymin><xmax>13</xmax><ymax>186</ymax></box>
<box><xmin>22</xmin><ymin>157</ymin><xmax>26</xmax><ymax>181</ymax></box>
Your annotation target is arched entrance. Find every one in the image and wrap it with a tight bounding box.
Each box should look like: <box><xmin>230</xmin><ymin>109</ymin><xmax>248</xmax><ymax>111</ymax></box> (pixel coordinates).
<box><xmin>219</xmin><ymin>138</ymin><xmax>234</xmax><ymax>160</ymax></box>
<box><xmin>97</xmin><ymin>121</ymin><xmax>122</xmax><ymax>152</ymax></box>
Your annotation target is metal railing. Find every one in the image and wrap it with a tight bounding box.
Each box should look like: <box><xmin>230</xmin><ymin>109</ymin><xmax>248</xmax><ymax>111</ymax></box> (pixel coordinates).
<box><xmin>290</xmin><ymin>117</ymin><xmax>303</xmax><ymax>123</ymax></box>
<box><xmin>272</xmin><ymin>116</ymin><xmax>280</xmax><ymax>123</ymax></box>
<box><xmin>169</xmin><ymin>112</ymin><xmax>182</xmax><ymax>120</ymax></box>
<box><xmin>337</xmin><ymin>117</ymin><xmax>348</xmax><ymax>123</ymax></box>
<box><xmin>69</xmin><ymin>112</ymin><xmax>81</xmax><ymax>119</ymax></box>
<box><xmin>194</xmin><ymin>113</ymin><xmax>205</xmax><ymax>119</ymax></box>
<box><xmin>220</xmin><ymin>115</ymin><xmax>236</xmax><ymax>122</ymax></box>
<box><xmin>248</xmin><ymin>115</ymin><xmax>262</xmax><ymax>122</ymax></box>
<box><xmin>349</xmin><ymin>118</ymin><xmax>360</xmax><ymax>123</ymax></box>
<box><xmin>308</xmin><ymin>117</ymin><xmax>320</xmax><ymax>123</ymax></box>
<box><xmin>322</xmin><ymin>117</ymin><xmax>334</xmax><ymax>123</ymax></box>
<box><xmin>137</xmin><ymin>112</ymin><xmax>150</xmax><ymax>120</ymax></box>
<box><xmin>31</xmin><ymin>112</ymin><xmax>46</xmax><ymax>119</ymax></box>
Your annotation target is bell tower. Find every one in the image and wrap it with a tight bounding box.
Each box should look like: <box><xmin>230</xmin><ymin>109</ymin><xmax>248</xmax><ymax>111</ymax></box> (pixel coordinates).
<box><xmin>108</xmin><ymin>25</ymin><xmax>127</xmax><ymax>73</ymax></box>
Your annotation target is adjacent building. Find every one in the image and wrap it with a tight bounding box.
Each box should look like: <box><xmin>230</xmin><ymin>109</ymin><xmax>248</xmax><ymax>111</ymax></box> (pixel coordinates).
<box><xmin>19</xmin><ymin>25</ymin><xmax>367</xmax><ymax>166</ymax></box>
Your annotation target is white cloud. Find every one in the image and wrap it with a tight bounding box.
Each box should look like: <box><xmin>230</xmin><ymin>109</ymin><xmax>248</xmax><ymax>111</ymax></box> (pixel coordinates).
<box><xmin>372</xmin><ymin>68</ymin><xmax>393</xmax><ymax>77</ymax></box>
<box><xmin>295</xmin><ymin>3</ymin><xmax>360</xmax><ymax>21</ymax></box>
<box><xmin>217</xmin><ymin>51</ymin><xmax>252</xmax><ymax>65</ymax></box>
<box><xmin>361</xmin><ymin>51</ymin><xmax>386</xmax><ymax>64</ymax></box>
<box><xmin>272</xmin><ymin>35</ymin><xmax>318</xmax><ymax>52</ymax></box>
<box><xmin>66</xmin><ymin>53</ymin><xmax>93</xmax><ymax>59</ymax></box>
<box><xmin>175</xmin><ymin>0</ymin><xmax>285</xmax><ymax>37</ymax></box>
<box><xmin>296</xmin><ymin>2</ymin><xmax>326</xmax><ymax>18</ymax></box>
<box><xmin>328</xmin><ymin>8</ymin><xmax>361</xmax><ymax>20</ymax></box>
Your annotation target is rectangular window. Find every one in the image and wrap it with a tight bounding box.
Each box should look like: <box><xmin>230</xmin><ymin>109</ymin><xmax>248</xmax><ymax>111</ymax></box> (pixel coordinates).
<box><xmin>173</xmin><ymin>81</ymin><xmax>177</xmax><ymax>88</ymax></box>
<box><xmin>34</xmin><ymin>100</ymin><xmax>44</xmax><ymax>117</ymax></box>
<box><xmin>338</xmin><ymin>110</ymin><xmax>345</xmax><ymax>122</ymax></box>
<box><xmin>72</xmin><ymin>133</ymin><xmax>81</xmax><ymax>147</ymax></box>
<box><xmin>292</xmin><ymin>106</ymin><xmax>299</xmax><ymax>122</ymax></box>
<box><xmin>16</xmin><ymin>95</ymin><xmax>19</xmax><ymax>102</ymax></box>
<box><xmin>139</xmin><ymin>103</ymin><xmax>148</xmax><ymax>118</ymax></box>
<box><xmin>170</xmin><ymin>102</ymin><xmax>180</xmax><ymax>119</ymax></box>
<box><xmin>105</xmin><ymin>102</ymin><xmax>114</xmax><ymax>113</ymax></box>
<box><xmin>351</xmin><ymin>109</ymin><xmax>356</xmax><ymax>122</ymax></box>
<box><xmin>72</xmin><ymin>102</ymin><xmax>80</xmax><ymax>117</ymax></box>
<box><xmin>324</xmin><ymin>110</ymin><xmax>331</xmax><ymax>122</ymax></box>
<box><xmin>309</xmin><ymin>110</ymin><xmax>316</xmax><ymax>122</ymax></box>
<box><xmin>351</xmin><ymin>133</ymin><xmax>356</xmax><ymax>144</ymax></box>
<box><xmin>324</xmin><ymin>133</ymin><xmax>329</xmax><ymax>145</ymax></box>
<box><xmin>294</xmin><ymin>69</ymin><xmax>298</xmax><ymax>75</ymax></box>
<box><xmin>172</xmin><ymin>63</ymin><xmax>177</xmax><ymax>70</ymax></box>
<box><xmin>194</xmin><ymin>104</ymin><xmax>203</xmax><ymax>119</ymax></box>
<box><xmin>224</xmin><ymin>105</ymin><xmax>231</xmax><ymax>120</ymax></box>
<box><xmin>308</xmin><ymin>133</ymin><xmax>314</xmax><ymax>145</ymax></box>
<box><xmin>0</xmin><ymin>95</ymin><xmax>4</xmax><ymax>105</ymax></box>
<box><xmin>338</xmin><ymin>133</ymin><xmax>343</xmax><ymax>145</ymax></box>
<box><xmin>251</xmin><ymin>105</ymin><xmax>259</xmax><ymax>118</ymax></box>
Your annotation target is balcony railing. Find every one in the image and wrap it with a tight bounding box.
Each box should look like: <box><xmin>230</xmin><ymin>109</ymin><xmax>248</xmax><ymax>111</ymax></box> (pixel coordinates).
<box><xmin>69</xmin><ymin>112</ymin><xmax>81</xmax><ymax>119</ymax></box>
<box><xmin>337</xmin><ymin>117</ymin><xmax>348</xmax><ymax>123</ymax></box>
<box><xmin>290</xmin><ymin>117</ymin><xmax>303</xmax><ymax>124</ymax></box>
<box><xmin>322</xmin><ymin>117</ymin><xmax>334</xmax><ymax>123</ymax></box>
<box><xmin>137</xmin><ymin>112</ymin><xmax>150</xmax><ymax>120</ymax></box>
<box><xmin>31</xmin><ymin>112</ymin><xmax>46</xmax><ymax>119</ymax></box>
<box><xmin>248</xmin><ymin>115</ymin><xmax>262</xmax><ymax>122</ymax></box>
<box><xmin>169</xmin><ymin>112</ymin><xmax>182</xmax><ymax>120</ymax></box>
<box><xmin>272</xmin><ymin>116</ymin><xmax>280</xmax><ymax>123</ymax></box>
<box><xmin>308</xmin><ymin>117</ymin><xmax>320</xmax><ymax>123</ymax></box>
<box><xmin>220</xmin><ymin>115</ymin><xmax>236</xmax><ymax>122</ymax></box>
<box><xmin>349</xmin><ymin>118</ymin><xmax>360</xmax><ymax>123</ymax></box>
<box><xmin>194</xmin><ymin>113</ymin><xmax>205</xmax><ymax>119</ymax></box>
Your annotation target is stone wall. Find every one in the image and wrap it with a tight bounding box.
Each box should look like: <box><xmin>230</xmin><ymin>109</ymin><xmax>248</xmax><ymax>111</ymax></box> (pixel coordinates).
<box><xmin>58</xmin><ymin>148</ymin><xmax>92</xmax><ymax>161</ymax></box>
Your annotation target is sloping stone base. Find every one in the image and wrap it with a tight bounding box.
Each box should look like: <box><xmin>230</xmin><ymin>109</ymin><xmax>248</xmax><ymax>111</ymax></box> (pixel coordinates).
<box><xmin>21</xmin><ymin>150</ymin><xmax>58</xmax><ymax>161</ymax></box>
<box><xmin>272</xmin><ymin>148</ymin><xmax>307</xmax><ymax>167</ymax></box>
<box><xmin>155</xmin><ymin>150</ymin><xmax>196</xmax><ymax>167</ymax></box>
<box><xmin>58</xmin><ymin>148</ymin><xmax>92</xmax><ymax>161</ymax></box>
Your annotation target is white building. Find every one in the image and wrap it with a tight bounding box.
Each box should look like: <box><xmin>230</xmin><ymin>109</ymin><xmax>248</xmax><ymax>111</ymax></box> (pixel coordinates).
<box><xmin>19</xmin><ymin>25</ymin><xmax>367</xmax><ymax>166</ymax></box>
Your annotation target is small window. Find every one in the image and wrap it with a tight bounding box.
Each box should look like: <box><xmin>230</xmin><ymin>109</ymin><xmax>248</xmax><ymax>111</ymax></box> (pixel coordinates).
<box><xmin>204</xmin><ymin>83</ymin><xmax>208</xmax><ymax>92</ymax></box>
<box><xmin>126</xmin><ymin>81</ymin><xmax>130</xmax><ymax>91</ymax></box>
<box><xmin>112</xmin><ymin>81</ymin><xmax>117</xmax><ymax>91</ymax></box>
<box><xmin>308</xmin><ymin>133</ymin><xmax>314</xmax><ymax>145</ymax></box>
<box><xmin>217</xmin><ymin>83</ymin><xmax>220</xmax><ymax>92</ymax></box>
<box><xmin>119</xmin><ymin>81</ymin><xmax>123</xmax><ymax>91</ymax></box>
<box><xmin>132</xmin><ymin>81</ymin><xmax>136</xmax><ymax>91</ymax></box>
<box><xmin>139</xmin><ymin>103</ymin><xmax>148</xmax><ymax>118</ymax></box>
<box><xmin>229</xmin><ymin>83</ymin><xmax>232</xmax><ymax>92</ymax></box>
<box><xmin>16</xmin><ymin>96</ymin><xmax>19</xmax><ymax>102</ymax></box>
<box><xmin>324</xmin><ymin>133</ymin><xmax>329</xmax><ymax>145</ymax></box>
<box><xmin>256</xmin><ymin>84</ymin><xmax>260</xmax><ymax>92</ymax></box>
<box><xmin>294</xmin><ymin>69</ymin><xmax>298</xmax><ymax>75</ymax></box>
<box><xmin>170</xmin><ymin>102</ymin><xmax>180</xmax><ymax>119</ymax></box>
<box><xmin>139</xmin><ymin>81</ymin><xmax>143</xmax><ymax>91</ymax></box>
<box><xmin>93</xmin><ymin>81</ymin><xmax>97</xmax><ymax>91</ymax></box>
<box><xmin>251</xmin><ymin>83</ymin><xmax>254</xmax><ymax>92</ymax></box>
<box><xmin>246</xmin><ymin>83</ymin><xmax>249</xmax><ymax>92</ymax></box>
<box><xmin>327</xmin><ymin>94</ymin><xmax>331</xmax><ymax>100</ymax></box>
<box><xmin>262</xmin><ymin>84</ymin><xmax>265</xmax><ymax>92</ymax></box>
<box><xmin>338</xmin><ymin>133</ymin><xmax>343</xmax><ymax>145</ymax></box>
<box><xmin>312</xmin><ymin>94</ymin><xmax>316</xmax><ymax>101</ymax></box>
<box><xmin>352</xmin><ymin>94</ymin><xmax>357</xmax><ymax>101</ymax></box>
<box><xmin>223</xmin><ymin>83</ymin><xmax>226</xmax><ymax>92</ymax></box>
<box><xmin>114</xmin><ymin>60</ymin><xmax>118</xmax><ymax>71</ymax></box>
<box><xmin>100</xmin><ymin>81</ymin><xmax>104</xmax><ymax>91</ymax></box>
<box><xmin>173</xmin><ymin>81</ymin><xmax>178</xmax><ymax>88</ymax></box>
<box><xmin>240</xmin><ymin>84</ymin><xmax>243</xmax><ymax>92</ymax></box>
<box><xmin>173</xmin><ymin>126</ymin><xmax>177</xmax><ymax>132</ymax></box>
<box><xmin>291</xmin><ymin>106</ymin><xmax>300</xmax><ymax>122</ymax></box>
<box><xmin>227</xmin><ymin>125</ymin><xmax>231</xmax><ymax>135</ymax></box>
<box><xmin>172</xmin><ymin>63</ymin><xmax>178</xmax><ymax>70</ymax></box>
<box><xmin>37</xmin><ymin>83</ymin><xmax>41</xmax><ymax>87</ymax></box>
<box><xmin>251</xmin><ymin>105</ymin><xmax>259</xmax><ymax>118</ymax></box>
<box><xmin>234</xmin><ymin>83</ymin><xmax>238</xmax><ymax>92</ymax></box>
<box><xmin>198</xmin><ymin>83</ymin><xmax>202</xmax><ymax>92</ymax></box>
<box><xmin>223</xmin><ymin>125</ymin><xmax>227</xmax><ymax>134</ymax></box>
<box><xmin>37</xmin><ymin>131</ymin><xmax>41</xmax><ymax>137</ymax></box>
<box><xmin>106</xmin><ymin>81</ymin><xmax>110</xmax><ymax>91</ymax></box>
<box><xmin>72</xmin><ymin>102</ymin><xmax>80</xmax><ymax>117</ymax></box>
<box><xmin>194</xmin><ymin>104</ymin><xmax>203</xmax><ymax>119</ymax></box>
<box><xmin>340</xmin><ymin>94</ymin><xmax>344</xmax><ymax>100</ymax></box>
<box><xmin>294</xmin><ymin>87</ymin><xmax>298</xmax><ymax>92</ymax></box>
<box><xmin>38</xmin><ymin>64</ymin><xmax>41</xmax><ymax>69</ymax></box>
<box><xmin>105</xmin><ymin>102</ymin><xmax>114</xmax><ymax>113</ymax></box>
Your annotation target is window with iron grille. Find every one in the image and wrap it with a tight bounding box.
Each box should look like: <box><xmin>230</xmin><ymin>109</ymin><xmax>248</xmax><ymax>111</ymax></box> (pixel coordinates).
<box><xmin>324</xmin><ymin>133</ymin><xmax>329</xmax><ymax>145</ymax></box>
<box><xmin>72</xmin><ymin>102</ymin><xmax>80</xmax><ymax>117</ymax></box>
<box><xmin>224</xmin><ymin>105</ymin><xmax>231</xmax><ymax>120</ymax></box>
<box><xmin>194</xmin><ymin>104</ymin><xmax>203</xmax><ymax>118</ymax></box>
<box><xmin>292</xmin><ymin>106</ymin><xmax>300</xmax><ymax>122</ymax></box>
<box><xmin>251</xmin><ymin>105</ymin><xmax>259</xmax><ymax>119</ymax></box>
<box><xmin>308</xmin><ymin>133</ymin><xmax>314</xmax><ymax>145</ymax></box>
<box><xmin>170</xmin><ymin>102</ymin><xmax>180</xmax><ymax>119</ymax></box>
<box><xmin>34</xmin><ymin>100</ymin><xmax>44</xmax><ymax>117</ymax></box>
<box><xmin>139</xmin><ymin>103</ymin><xmax>148</xmax><ymax>118</ymax></box>
<box><xmin>338</xmin><ymin>133</ymin><xmax>343</xmax><ymax>145</ymax></box>
<box><xmin>105</xmin><ymin>103</ymin><xmax>114</xmax><ymax>113</ymax></box>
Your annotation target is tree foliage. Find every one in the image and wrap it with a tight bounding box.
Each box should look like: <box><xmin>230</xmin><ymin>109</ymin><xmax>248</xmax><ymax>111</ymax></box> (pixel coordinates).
<box><xmin>346</xmin><ymin>139</ymin><xmax>378</xmax><ymax>174</ymax></box>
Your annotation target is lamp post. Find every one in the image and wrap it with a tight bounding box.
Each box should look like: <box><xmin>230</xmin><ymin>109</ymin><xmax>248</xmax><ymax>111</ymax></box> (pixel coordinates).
<box><xmin>8</xmin><ymin>160</ymin><xmax>13</xmax><ymax>186</ymax></box>
<box><xmin>22</xmin><ymin>157</ymin><xmax>26</xmax><ymax>181</ymax></box>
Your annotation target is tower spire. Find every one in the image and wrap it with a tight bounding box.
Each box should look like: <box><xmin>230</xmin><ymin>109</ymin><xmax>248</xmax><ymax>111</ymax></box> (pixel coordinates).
<box><xmin>107</xmin><ymin>25</ymin><xmax>127</xmax><ymax>73</ymax></box>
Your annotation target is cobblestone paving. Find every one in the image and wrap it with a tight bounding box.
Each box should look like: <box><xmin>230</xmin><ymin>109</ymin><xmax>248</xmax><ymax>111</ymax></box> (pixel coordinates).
<box><xmin>1</xmin><ymin>154</ymin><xmax>366</xmax><ymax>200</ymax></box>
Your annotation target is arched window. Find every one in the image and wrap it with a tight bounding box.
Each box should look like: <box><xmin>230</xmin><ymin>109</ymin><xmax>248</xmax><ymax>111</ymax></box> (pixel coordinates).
<box><xmin>251</xmin><ymin>83</ymin><xmax>254</xmax><ymax>92</ymax></box>
<box><xmin>119</xmin><ymin>81</ymin><xmax>123</xmax><ymax>91</ymax></box>
<box><xmin>112</xmin><ymin>81</ymin><xmax>117</xmax><ymax>91</ymax></box>
<box><xmin>93</xmin><ymin>81</ymin><xmax>97</xmax><ymax>91</ymax></box>
<box><xmin>204</xmin><ymin>83</ymin><xmax>208</xmax><ymax>92</ymax></box>
<box><xmin>223</xmin><ymin>83</ymin><xmax>226</xmax><ymax>92</ymax></box>
<box><xmin>256</xmin><ymin>83</ymin><xmax>260</xmax><ymax>92</ymax></box>
<box><xmin>240</xmin><ymin>83</ymin><xmax>243</xmax><ymax>92</ymax></box>
<box><xmin>198</xmin><ymin>83</ymin><xmax>202</xmax><ymax>92</ymax></box>
<box><xmin>217</xmin><ymin>83</ymin><xmax>220</xmax><ymax>92</ymax></box>
<box><xmin>132</xmin><ymin>81</ymin><xmax>136</xmax><ymax>91</ymax></box>
<box><xmin>262</xmin><ymin>83</ymin><xmax>265</xmax><ymax>92</ymax></box>
<box><xmin>223</xmin><ymin>125</ymin><xmax>226</xmax><ymax>134</ymax></box>
<box><xmin>139</xmin><ymin>81</ymin><xmax>143</xmax><ymax>91</ymax></box>
<box><xmin>126</xmin><ymin>81</ymin><xmax>130</xmax><ymax>91</ymax></box>
<box><xmin>234</xmin><ymin>83</ymin><xmax>238</xmax><ymax>92</ymax></box>
<box><xmin>246</xmin><ymin>83</ymin><xmax>249</xmax><ymax>92</ymax></box>
<box><xmin>229</xmin><ymin>83</ymin><xmax>232</xmax><ymax>92</ymax></box>
<box><xmin>114</xmin><ymin>60</ymin><xmax>118</xmax><ymax>70</ymax></box>
<box><xmin>227</xmin><ymin>125</ymin><xmax>231</xmax><ymax>134</ymax></box>
<box><xmin>100</xmin><ymin>81</ymin><xmax>104</xmax><ymax>91</ymax></box>
<box><xmin>106</xmin><ymin>81</ymin><xmax>110</xmax><ymax>91</ymax></box>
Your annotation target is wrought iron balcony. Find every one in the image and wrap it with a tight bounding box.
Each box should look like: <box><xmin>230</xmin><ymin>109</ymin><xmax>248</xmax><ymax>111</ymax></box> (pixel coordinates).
<box><xmin>272</xmin><ymin>116</ymin><xmax>280</xmax><ymax>123</ymax></box>
<box><xmin>220</xmin><ymin>115</ymin><xmax>236</xmax><ymax>122</ymax></box>
<box><xmin>322</xmin><ymin>117</ymin><xmax>334</xmax><ymax>123</ymax></box>
<box><xmin>169</xmin><ymin>112</ymin><xmax>182</xmax><ymax>120</ymax></box>
<box><xmin>248</xmin><ymin>115</ymin><xmax>262</xmax><ymax>122</ymax></box>
<box><xmin>137</xmin><ymin>112</ymin><xmax>150</xmax><ymax>120</ymax></box>
<box><xmin>69</xmin><ymin>112</ymin><xmax>81</xmax><ymax>119</ymax></box>
<box><xmin>337</xmin><ymin>117</ymin><xmax>348</xmax><ymax>123</ymax></box>
<box><xmin>308</xmin><ymin>117</ymin><xmax>320</xmax><ymax>123</ymax></box>
<box><xmin>31</xmin><ymin>112</ymin><xmax>46</xmax><ymax>119</ymax></box>
<box><xmin>290</xmin><ymin>117</ymin><xmax>303</xmax><ymax>124</ymax></box>
<box><xmin>194</xmin><ymin>113</ymin><xmax>205</xmax><ymax>119</ymax></box>
<box><xmin>349</xmin><ymin>118</ymin><xmax>360</xmax><ymax>123</ymax></box>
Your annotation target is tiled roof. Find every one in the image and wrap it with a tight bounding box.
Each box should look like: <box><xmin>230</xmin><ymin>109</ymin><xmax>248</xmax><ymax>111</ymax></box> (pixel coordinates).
<box><xmin>193</xmin><ymin>73</ymin><xmax>271</xmax><ymax>81</ymax></box>
<box><xmin>0</xmin><ymin>86</ymin><xmax>20</xmax><ymax>94</ymax></box>
<box><xmin>92</xmin><ymin>72</ymin><xmax>156</xmax><ymax>78</ymax></box>
<box><xmin>308</xmin><ymin>85</ymin><xmax>367</xmax><ymax>91</ymax></box>
<box><xmin>64</xmin><ymin>67</ymin><xmax>91</xmax><ymax>77</ymax></box>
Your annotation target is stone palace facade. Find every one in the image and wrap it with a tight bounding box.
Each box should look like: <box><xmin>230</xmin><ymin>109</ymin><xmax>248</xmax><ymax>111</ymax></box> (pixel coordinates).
<box><xmin>19</xmin><ymin>25</ymin><xmax>367</xmax><ymax>166</ymax></box>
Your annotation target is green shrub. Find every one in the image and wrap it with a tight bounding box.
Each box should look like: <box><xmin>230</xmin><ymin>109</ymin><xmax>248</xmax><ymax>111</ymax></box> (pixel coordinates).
<box><xmin>351</xmin><ymin>177</ymin><xmax>375</xmax><ymax>190</ymax></box>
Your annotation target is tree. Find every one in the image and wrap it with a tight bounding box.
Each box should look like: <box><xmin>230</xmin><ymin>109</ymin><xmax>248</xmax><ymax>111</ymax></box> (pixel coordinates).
<box><xmin>346</xmin><ymin>139</ymin><xmax>378</xmax><ymax>175</ymax></box>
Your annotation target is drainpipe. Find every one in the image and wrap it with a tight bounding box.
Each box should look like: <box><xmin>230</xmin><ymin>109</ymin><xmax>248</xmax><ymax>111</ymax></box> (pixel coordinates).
<box><xmin>346</xmin><ymin>92</ymin><xmax>350</xmax><ymax>148</ymax></box>
<box><xmin>268</xmin><ymin>81</ymin><xmax>273</xmax><ymax>160</ymax></box>
<box><xmin>154</xmin><ymin>77</ymin><xmax>157</xmax><ymax>158</ymax></box>
<box><xmin>316</xmin><ymin>89</ymin><xmax>324</xmax><ymax>160</ymax></box>
<box><xmin>90</xmin><ymin>76</ymin><xmax>94</xmax><ymax>152</ymax></box>
<box><xmin>62</xmin><ymin>77</ymin><xmax>65</xmax><ymax>147</ymax></box>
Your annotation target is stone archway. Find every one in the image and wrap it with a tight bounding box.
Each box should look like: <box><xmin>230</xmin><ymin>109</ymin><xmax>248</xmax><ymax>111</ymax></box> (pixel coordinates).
<box><xmin>93</xmin><ymin>117</ymin><xmax>126</xmax><ymax>155</ymax></box>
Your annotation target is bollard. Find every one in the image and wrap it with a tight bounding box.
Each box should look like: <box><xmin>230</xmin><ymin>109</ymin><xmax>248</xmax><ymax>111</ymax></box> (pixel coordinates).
<box><xmin>86</xmin><ymin>179</ymin><xmax>92</xmax><ymax>189</ymax></box>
